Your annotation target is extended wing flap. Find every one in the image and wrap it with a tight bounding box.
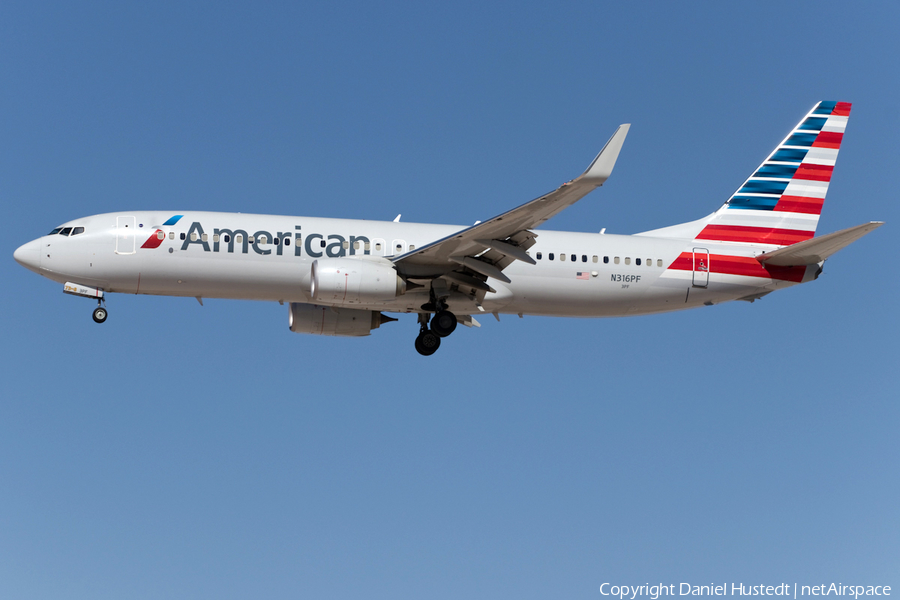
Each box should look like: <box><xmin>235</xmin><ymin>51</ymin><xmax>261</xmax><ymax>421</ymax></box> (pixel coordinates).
<box><xmin>757</xmin><ymin>221</ymin><xmax>884</xmax><ymax>266</ymax></box>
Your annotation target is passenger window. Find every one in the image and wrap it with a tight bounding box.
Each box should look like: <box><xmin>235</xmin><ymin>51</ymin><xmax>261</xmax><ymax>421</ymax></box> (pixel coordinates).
<box><xmin>353</xmin><ymin>241</ymin><xmax>360</xmax><ymax>250</ymax></box>
<box><xmin>169</xmin><ymin>232</ymin><xmax>175</xmax><ymax>240</ymax></box>
<box><xmin>582</xmin><ymin>255</ymin><xmax>587</xmax><ymax>262</ymax></box>
<box><xmin>657</xmin><ymin>259</ymin><xmax>663</xmax><ymax>267</ymax></box>
<box><xmin>60</xmin><ymin>227</ymin><xmax>73</xmax><ymax>236</ymax></box>
<box><xmin>49</xmin><ymin>227</ymin><xmax>63</xmax><ymax>235</ymax></box>
<box><xmin>625</xmin><ymin>257</ymin><xmax>631</xmax><ymax>265</ymax></box>
<box><xmin>571</xmin><ymin>254</ymin><xmax>577</xmax><ymax>262</ymax></box>
<box><xmin>72</xmin><ymin>227</ymin><xmax>85</xmax><ymax>235</ymax></box>
<box><xmin>647</xmin><ymin>258</ymin><xmax>652</xmax><ymax>267</ymax></box>
<box><xmin>249</xmin><ymin>236</ymin><xmax>256</xmax><ymax>244</ymax></box>
<box><xmin>636</xmin><ymin>258</ymin><xmax>641</xmax><ymax>266</ymax></box>
<box><xmin>364</xmin><ymin>242</ymin><xmax>371</xmax><ymax>251</ymax></box>
<box><xmin>190</xmin><ymin>232</ymin><xmax>198</xmax><ymax>242</ymax></box>
<box><xmin>614</xmin><ymin>256</ymin><xmax>620</xmax><ymax>264</ymax></box>
<box><xmin>320</xmin><ymin>240</ymin><xmax>326</xmax><ymax>248</ymax></box>
<box><xmin>201</xmin><ymin>233</ymin><xmax>209</xmax><ymax>243</ymax></box>
<box><xmin>536</xmin><ymin>252</ymin><xmax>542</xmax><ymax>260</ymax></box>
<box><xmin>375</xmin><ymin>243</ymin><xmax>382</xmax><ymax>251</ymax></box>
<box><xmin>396</xmin><ymin>243</ymin><xmax>402</xmax><ymax>251</ymax></box>
<box><xmin>409</xmin><ymin>244</ymin><xmax>415</xmax><ymax>250</ymax></box>
<box><xmin>549</xmin><ymin>253</ymin><xmax>554</xmax><ymax>261</ymax></box>
<box><xmin>213</xmin><ymin>234</ymin><xmax>220</xmax><ymax>243</ymax></box>
<box><xmin>560</xmin><ymin>253</ymin><xmax>566</xmax><ymax>262</ymax></box>
<box><xmin>603</xmin><ymin>256</ymin><xmax>609</xmax><ymax>264</ymax></box>
<box><xmin>592</xmin><ymin>255</ymin><xmax>598</xmax><ymax>263</ymax></box>
<box><xmin>224</xmin><ymin>234</ymin><xmax>231</xmax><ymax>243</ymax></box>
<box><xmin>180</xmin><ymin>233</ymin><xmax>186</xmax><ymax>240</ymax></box>
<box><xmin>285</xmin><ymin>238</ymin><xmax>290</xmax><ymax>246</ymax></box>
<box><xmin>273</xmin><ymin>237</ymin><xmax>279</xmax><ymax>245</ymax></box>
<box><xmin>342</xmin><ymin>241</ymin><xmax>349</xmax><ymax>249</ymax></box>
<box><xmin>235</xmin><ymin>234</ymin><xmax>243</xmax><ymax>243</ymax></box>
<box><xmin>157</xmin><ymin>231</ymin><xmax>165</xmax><ymax>240</ymax></box>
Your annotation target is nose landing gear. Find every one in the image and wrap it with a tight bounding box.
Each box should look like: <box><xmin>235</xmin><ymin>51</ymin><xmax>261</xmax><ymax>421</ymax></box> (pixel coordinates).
<box><xmin>62</xmin><ymin>282</ymin><xmax>108</xmax><ymax>324</ymax></box>
<box><xmin>92</xmin><ymin>299</ymin><xmax>108</xmax><ymax>323</ymax></box>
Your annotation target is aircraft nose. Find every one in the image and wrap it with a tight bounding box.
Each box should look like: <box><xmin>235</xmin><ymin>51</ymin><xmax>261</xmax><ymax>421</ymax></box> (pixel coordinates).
<box><xmin>13</xmin><ymin>239</ymin><xmax>42</xmax><ymax>273</ymax></box>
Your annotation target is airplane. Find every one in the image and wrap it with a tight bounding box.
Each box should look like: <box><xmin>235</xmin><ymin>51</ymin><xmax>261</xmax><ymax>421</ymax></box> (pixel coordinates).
<box><xmin>13</xmin><ymin>101</ymin><xmax>883</xmax><ymax>356</ymax></box>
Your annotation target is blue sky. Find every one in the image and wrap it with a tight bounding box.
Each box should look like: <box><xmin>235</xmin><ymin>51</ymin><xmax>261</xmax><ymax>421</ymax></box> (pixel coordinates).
<box><xmin>2</xmin><ymin>1</ymin><xmax>898</xmax><ymax>598</ymax></box>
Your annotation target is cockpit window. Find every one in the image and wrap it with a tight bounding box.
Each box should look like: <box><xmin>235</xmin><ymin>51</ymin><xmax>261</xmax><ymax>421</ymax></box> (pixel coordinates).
<box><xmin>71</xmin><ymin>227</ymin><xmax>85</xmax><ymax>235</ymax></box>
<box><xmin>49</xmin><ymin>227</ymin><xmax>63</xmax><ymax>235</ymax></box>
<box><xmin>60</xmin><ymin>227</ymin><xmax>73</xmax><ymax>236</ymax></box>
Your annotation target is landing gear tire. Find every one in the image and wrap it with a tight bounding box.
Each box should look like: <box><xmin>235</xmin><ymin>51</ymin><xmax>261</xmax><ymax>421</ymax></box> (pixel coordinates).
<box><xmin>92</xmin><ymin>306</ymin><xmax>108</xmax><ymax>324</ymax></box>
<box><xmin>431</xmin><ymin>310</ymin><xmax>457</xmax><ymax>337</ymax></box>
<box><xmin>415</xmin><ymin>330</ymin><xmax>441</xmax><ymax>356</ymax></box>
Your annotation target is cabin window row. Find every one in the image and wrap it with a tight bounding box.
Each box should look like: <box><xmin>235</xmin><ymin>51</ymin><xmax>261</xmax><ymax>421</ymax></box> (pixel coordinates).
<box><xmin>533</xmin><ymin>252</ymin><xmax>664</xmax><ymax>267</ymax></box>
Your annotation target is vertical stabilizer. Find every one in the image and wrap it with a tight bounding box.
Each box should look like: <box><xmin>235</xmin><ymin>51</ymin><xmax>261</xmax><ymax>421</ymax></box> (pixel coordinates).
<box><xmin>639</xmin><ymin>102</ymin><xmax>852</xmax><ymax>245</ymax></box>
<box><xmin>699</xmin><ymin>101</ymin><xmax>851</xmax><ymax>245</ymax></box>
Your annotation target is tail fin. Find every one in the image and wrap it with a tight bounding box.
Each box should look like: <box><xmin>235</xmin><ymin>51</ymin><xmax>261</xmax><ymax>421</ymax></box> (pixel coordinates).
<box><xmin>640</xmin><ymin>102</ymin><xmax>851</xmax><ymax>246</ymax></box>
<box><xmin>700</xmin><ymin>101</ymin><xmax>851</xmax><ymax>245</ymax></box>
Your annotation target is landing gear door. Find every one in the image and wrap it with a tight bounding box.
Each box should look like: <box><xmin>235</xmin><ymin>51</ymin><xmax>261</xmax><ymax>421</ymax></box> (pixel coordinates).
<box><xmin>692</xmin><ymin>247</ymin><xmax>709</xmax><ymax>288</ymax></box>
<box><xmin>116</xmin><ymin>216</ymin><xmax>136</xmax><ymax>255</ymax></box>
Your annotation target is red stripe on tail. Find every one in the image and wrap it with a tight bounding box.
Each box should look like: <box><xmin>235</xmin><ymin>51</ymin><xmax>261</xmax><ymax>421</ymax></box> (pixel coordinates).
<box><xmin>832</xmin><ymin>102</ymin><xmax>852</xmax><ymax>116</ymax></box>
<box><xmin>793</xmin><ymin>163</ymin><xmax>833</xmax><ymax>182</ymax></box>
<box><xmin>773</xmin><ymin>195</ymin><xmax>824</xmax><ymax>215</ymax></box>
<box><xmin>812</xmin><ymin>131</ymin><xmax>843</xmax><ymax>149</ymax></box>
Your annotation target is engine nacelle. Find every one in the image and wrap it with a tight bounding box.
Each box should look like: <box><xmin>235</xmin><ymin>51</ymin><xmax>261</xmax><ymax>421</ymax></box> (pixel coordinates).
<box><xmin>289</xmin><ymin>303</ymin><xmax>395</xmax><ymax>337</ymax></box>
<box><xmin>310</xmin><ymin>257</ymin><xmax>406</xmax><ymax>305</ymax></box>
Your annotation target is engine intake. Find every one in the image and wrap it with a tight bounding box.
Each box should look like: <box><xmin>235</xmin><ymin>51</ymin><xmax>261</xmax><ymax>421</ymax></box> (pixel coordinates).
<box><xmin>289</xmin><ymin>303</ymin><xmax>396</xmax><ymax>337</ymax></box>
<box><xmin>310</xmin><ymin>257</ymin><xmax>406</xmax><ymax>305</ymax></box>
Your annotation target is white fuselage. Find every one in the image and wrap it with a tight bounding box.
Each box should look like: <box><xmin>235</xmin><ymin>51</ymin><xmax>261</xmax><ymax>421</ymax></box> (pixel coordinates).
<box><xmin>15</xmin><ymin>211</ymin><xmax>816</xmax><ymax>318</ymax></box>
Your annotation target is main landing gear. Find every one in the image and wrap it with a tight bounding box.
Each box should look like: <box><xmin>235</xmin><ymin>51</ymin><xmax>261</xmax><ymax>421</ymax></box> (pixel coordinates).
<box><xmin>413</xmin><ymin>284</ymin><xmax>459</xmax><ymax>356</ymax></box>
<box><xmin>414</xmin><ymin>309</ymin><xmax>458</xmax><ymax>356</ymax></box>
<box><xmin>416</xmin><ymin>300</ymin><xmax>457</xmax><ymax>356</ymax></box>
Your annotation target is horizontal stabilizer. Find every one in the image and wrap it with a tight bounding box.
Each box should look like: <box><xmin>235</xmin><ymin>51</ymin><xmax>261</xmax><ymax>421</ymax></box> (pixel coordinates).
<box><xmin>757</xmin><ymin>221</ymin><xmax>883</xmax><ymax>266</ymax></box>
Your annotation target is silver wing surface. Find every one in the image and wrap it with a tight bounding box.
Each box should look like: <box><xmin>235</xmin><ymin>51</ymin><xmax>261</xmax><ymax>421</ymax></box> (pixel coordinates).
<box><xmin>392</xmin><ymin>124</ymin><xmax>630</xmax><ymax>292</ymax></box>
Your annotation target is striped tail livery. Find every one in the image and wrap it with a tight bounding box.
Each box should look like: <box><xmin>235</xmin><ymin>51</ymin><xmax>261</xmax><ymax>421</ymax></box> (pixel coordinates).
<box><xmin>696</xmin><ymin>100</ymin><xmax>851</xmax><ymax>246</ymax></box>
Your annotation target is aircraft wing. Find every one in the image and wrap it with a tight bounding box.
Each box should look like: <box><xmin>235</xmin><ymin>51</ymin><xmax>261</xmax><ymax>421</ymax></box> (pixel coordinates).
<box><xmin>393</xmin><ymin>124</ymin><xmax>630</xmax><ymax>285</ymax></box>
<box><xmin>757</xmin><ymin>221</ymin><xmax>884</xmax><ymax>266</ymax></box>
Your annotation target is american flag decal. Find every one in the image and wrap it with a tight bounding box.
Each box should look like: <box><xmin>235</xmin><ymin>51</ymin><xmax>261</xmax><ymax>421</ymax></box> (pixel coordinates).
<box><xmin>576</xmin><ymin>272</ymin><xmax>590</xmax><ymax>280</ymax></box>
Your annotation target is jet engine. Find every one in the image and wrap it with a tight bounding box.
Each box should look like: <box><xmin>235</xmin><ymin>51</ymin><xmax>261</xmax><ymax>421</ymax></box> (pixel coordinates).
<box><xmin>310</xmin><ymin>257</ymin><xmax>406</xmax><ymax>305</ymax></box>
<box><xmin>289</xmin><ymin>302</ymin><xmax>396</xmax><ymax>337</ymax></box>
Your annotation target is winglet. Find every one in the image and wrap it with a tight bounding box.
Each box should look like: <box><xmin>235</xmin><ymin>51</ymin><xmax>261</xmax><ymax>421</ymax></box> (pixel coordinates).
<box><xmin>579</xmin><ymin>124</ymin><xmax>630</xmax><ymax>185</ymax></box>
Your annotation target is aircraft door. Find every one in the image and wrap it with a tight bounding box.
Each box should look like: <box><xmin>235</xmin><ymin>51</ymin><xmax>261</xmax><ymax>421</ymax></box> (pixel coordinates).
<box><xmin>692</xmin><ymin>247</ymin><xmax>709</xmax><ymax>288</ymax></box>
<box><xmin>116</xmin><ymin>216</ymin><xmax>136</xmax><ymax>255</ymax></box>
